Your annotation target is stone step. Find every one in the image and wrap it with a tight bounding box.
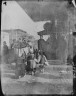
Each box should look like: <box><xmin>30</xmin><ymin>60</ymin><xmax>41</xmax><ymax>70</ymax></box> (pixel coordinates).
<box><xmin>48</xmin><ymin>60</ymin><xmax>64</xmax><ymax>65</ymax></box>
<box><xmin>44</xmin><ymin>65</ymin><xmax>73</xmax><ymax>73</ymax></box>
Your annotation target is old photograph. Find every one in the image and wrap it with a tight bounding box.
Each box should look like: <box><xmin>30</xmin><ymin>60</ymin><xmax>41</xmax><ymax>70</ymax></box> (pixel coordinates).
<box><xmin>1</xmin><ymin>0</ymin><xmax>76</xmax><ymax>95</ymax></box>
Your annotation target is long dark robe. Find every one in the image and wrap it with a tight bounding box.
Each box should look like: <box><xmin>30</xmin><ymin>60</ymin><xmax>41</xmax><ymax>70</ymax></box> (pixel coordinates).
<box><xmin>73</xmin><ymin>55</ymin><xmax>76</xmax><ymax>67</ymax></box>
<box><xmin>26</xmin><ymin>55</ymin><xmax>32</xmax><ymax>72</ymax></box>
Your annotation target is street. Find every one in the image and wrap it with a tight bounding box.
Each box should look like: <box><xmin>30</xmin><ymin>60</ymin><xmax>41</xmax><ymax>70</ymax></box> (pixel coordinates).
<box><xmin>1</xmin><ymin>0</ymin><xmax>76</xmax><ymax>95</ymax></box>
<box><xmin>1</xmin><ymin>63</ymin><xmax>73</xmax><ymax>95</ymax></box>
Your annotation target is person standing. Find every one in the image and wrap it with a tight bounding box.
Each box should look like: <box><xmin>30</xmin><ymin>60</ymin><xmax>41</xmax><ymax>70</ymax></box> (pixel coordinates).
<box><xmin>73</xmin><ymin>54</ymin><xmax>76</xmax><ymax>94</ymax></box>
<box><xmin>26</xmin><ymin>53</ymin><xmax>32</xmax><ymax>74</ymax></box>
<box><xmin>21</xmin><ymin>51</ymin><xmax>26</xmax><ymax>63</ymax></box>
<box><xmin>73</xmin><ymin>54</ymin><xmax>76</xmax><ymax>66</ymax></box>
<box><xmin>3</xmin><ymin>41</ymin><xmax>9</xmax><ymax>64</ymax></box>
<box><xmin>73</xmin><ymin>54</ymin><xmax>76</xmax><ymax>76</ymax></box>
<box><xmin>20</xmin><ymin>51</ymin><xmax>26</xmax><ymax>77</ymax></box>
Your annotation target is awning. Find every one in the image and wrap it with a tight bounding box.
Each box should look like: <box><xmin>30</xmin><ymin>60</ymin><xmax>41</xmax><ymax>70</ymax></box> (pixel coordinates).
<box><xmin>37</xmin><ymin>30</ymin><xmax>50</xmax><ymax>36</ymax></box>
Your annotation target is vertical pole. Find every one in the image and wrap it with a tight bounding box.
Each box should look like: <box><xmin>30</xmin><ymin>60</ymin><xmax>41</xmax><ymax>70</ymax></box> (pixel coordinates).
<box><xmin>16</xmin><ymin>31</ymin><xmax>17</xmax><ymax>41</ymax></box>
<box><xmin>55</xmin><ymin>19</ymin><xmax>57</xmax><ymax>39</ymax></box>
<box><xmin>55</xmin><ymin>19</ymin><xmax>57</xmax><ymax>59</ymax></box>
<box><xmin>68</xmin><ymin>13</ymin><xmax>70</xmax><ymax>58</ymax></box>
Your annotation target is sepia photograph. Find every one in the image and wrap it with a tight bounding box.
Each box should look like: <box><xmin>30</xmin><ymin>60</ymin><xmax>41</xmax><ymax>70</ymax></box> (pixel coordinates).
<box><xmin>1</xmin><ymin>0</ymin><xmax>76</xmax><ymax>95</ymax></box>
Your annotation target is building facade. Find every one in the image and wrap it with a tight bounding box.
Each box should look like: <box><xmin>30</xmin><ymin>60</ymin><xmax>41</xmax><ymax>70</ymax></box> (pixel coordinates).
<box><xmin>1</xmin><ymin>29</ymin><xmax>27</xmax><ymax>48</ymax></box>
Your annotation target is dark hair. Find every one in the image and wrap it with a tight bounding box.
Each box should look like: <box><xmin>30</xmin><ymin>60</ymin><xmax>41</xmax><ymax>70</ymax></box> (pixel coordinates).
<box><xmin>43</xmin><ymin>52</ymin><xmax>45</xmax><ymax>55</ymax></box>
<box><xmin>39</xmin><ymin>51</ymin><xmax>43</xmax><ymax>56</ymax></box>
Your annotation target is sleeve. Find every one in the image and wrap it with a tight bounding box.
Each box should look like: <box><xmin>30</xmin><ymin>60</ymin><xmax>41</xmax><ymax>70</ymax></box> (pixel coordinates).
<box><xmin>37</xmin><ymin>55</ymin><xmax>41</xmax><ymax>63</ymax></box>
<box><xmin>44</xmin><ymin>55</ymin><xmax>48</xmax><ymax>62</ymax></box>
<box><xmin>73</xmin><ymin>55</ymin><xmax>76</xmax><ymax>64</ymax></box>
<box><xmin>34</xmin><ymin>58</ymin><xmax>38</xmax><ymax>63</ymax></box>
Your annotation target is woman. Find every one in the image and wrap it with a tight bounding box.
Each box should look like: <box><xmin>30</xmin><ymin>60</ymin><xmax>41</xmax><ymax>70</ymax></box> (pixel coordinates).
<box><xmin>3</xmin><ymin>41</ymin><xmax>9</xmax><ymax>64</ymax></box>
<box><xmin>38</xmin><ymin>51</ymin><xmax>49</xmax><ymax>72</ymax></box>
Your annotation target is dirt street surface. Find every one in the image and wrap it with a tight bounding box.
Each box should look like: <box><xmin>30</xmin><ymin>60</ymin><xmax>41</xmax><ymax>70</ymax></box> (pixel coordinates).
<box><xmin>1</xmin><ymin>64</ymin><xmax>73</xmax><ymax>95</ymax></box>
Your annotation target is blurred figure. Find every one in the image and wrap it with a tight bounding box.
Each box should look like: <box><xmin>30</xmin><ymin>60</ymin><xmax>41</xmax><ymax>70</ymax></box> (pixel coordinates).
<box><xmin>19</xmin><ymin>51</ymin><xmax>26</xmax><ymax>77</ymax></box>
<box><xmin>11</xmin><ymin>39</ymin><xmax>16</xmax><ymax>49</ymax></box>
<box><xmin>3</xmin><ymin>41</ymin><xmax>9</xmax><ymax>64</ymax></box>
<box><xmin>34</xmin><ymin>49</ymin><xmax>39</xmax><ymax>59</ymax></box>
<box><xmin>73</xmin><ymin>54</ymin><xmax>76</xmax><ymax>78</ymax></box>
<box><xmin>26</xmin><ymin>53</ymin><xmax>32</xmax><ymax>74</ymax></box>
<box><xmin>73</xmin><ymin>53</ymin><xmax>76</xmax><ymax>93</ymax></box>
<box><xmin>73</xmin><ymin>54</ymin><xmax>76</xmax><ymax>67</ymax></box>
<box><xmin>67</xmin><ymin>55</ymin><xmax>73</xmax><ymax>65</ymax></box>
<box><xmin>21</xmin><ymin>51</ymin><xmax>26</xmax><ymax>63</ymax></box>
<box><xmin>30</xmin><ymin>54</ymin><xmax>37</xmax><ymax>75</ymax></box>
<box><xmin>3</xmin><ymin>41</ymin><xmax>8</xmax><ymax>55</ymax></box>
<box><xmin>29</xmin><ymin>46</ymin><xmax>34</xmax><ymax>54</ymax></box>
<box><xmin>23</xmin><ymin>46</ymin><xmax>29</xmax><ymax>55</ymax></box>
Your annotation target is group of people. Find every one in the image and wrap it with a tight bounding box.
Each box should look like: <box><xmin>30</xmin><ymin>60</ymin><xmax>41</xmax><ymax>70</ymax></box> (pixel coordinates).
<box><xmin>20</xmin><ymin>49</ymin><xmax>49</xmax><ymax>77</ymax></box>
<box><xmin>3</xmin><ymin>41</ymin><xmax>76</xmax><ymax>79</ymax></box>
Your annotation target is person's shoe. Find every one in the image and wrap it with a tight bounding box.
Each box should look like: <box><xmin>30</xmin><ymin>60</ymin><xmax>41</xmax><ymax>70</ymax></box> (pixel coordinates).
<box><xmin>42</xmin><ymin>69</ymin><xmax>44</xmax><ymax>73</ymax></box>
<box><xmin>34</xmin><ymin>72</ymin><xmax>36</xmax><ymax>75</ymax></box>
<box><xmin>32</xmin><ymin>72</ymin><xmax>34</xmax><ymax>75</ymax></box>
<box><xmin>40</xmin><ymin>69</ymin><xmax>43</xmax><ymax>73</ymax></box>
